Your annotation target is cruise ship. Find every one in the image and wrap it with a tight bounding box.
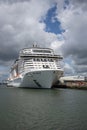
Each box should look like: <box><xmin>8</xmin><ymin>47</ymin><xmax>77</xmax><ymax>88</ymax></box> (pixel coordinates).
<box><xmin>7</xmin><ymin>45</ymin><xmax>63</xmax><ymax>88</ymax></box>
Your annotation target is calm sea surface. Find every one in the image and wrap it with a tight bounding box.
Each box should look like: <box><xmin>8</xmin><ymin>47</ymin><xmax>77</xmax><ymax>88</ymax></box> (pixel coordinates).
<box><xmin>0</xmin><ymin>87</ymin><xmax>87</xmax><ymax>130</ymax></box>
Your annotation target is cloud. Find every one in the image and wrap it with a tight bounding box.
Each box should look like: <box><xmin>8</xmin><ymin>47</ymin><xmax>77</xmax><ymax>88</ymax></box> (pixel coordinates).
<box><xmin>0</xmin><ymin>0</ymin><xmax>59</xmax><ymax>62</ymax></box>
<box><xmin>64</xmin><ymin>62</ymin><xmax>75</xmax><ymax>75</ymax></box>
<box><xmin>55</xmin><ymin>0</ymin><xmax>87</xmax><ymax>74</ymax></box>
<box><xmin>0</xmin><ymin>0</ymin><xmax>30</xmax><ymax>4</ymax></box>
<box><xmin>70</xmin><ymin>0</ymin><xmax>87</xmax><ymax>7</ymax></box>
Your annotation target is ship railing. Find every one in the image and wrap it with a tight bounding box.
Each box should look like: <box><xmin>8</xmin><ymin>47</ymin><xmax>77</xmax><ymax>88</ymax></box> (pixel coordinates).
<box><xmin>19</xmin><ymin>53</ymin><xmax>63</xmax><ymax>59</ymax></box>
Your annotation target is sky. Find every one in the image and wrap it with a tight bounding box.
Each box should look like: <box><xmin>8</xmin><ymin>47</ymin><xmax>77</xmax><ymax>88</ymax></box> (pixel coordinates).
<box><xmin>0</xmin><ymin>0</ymin><xmax>87</xmax><ymax>81</ymax></box>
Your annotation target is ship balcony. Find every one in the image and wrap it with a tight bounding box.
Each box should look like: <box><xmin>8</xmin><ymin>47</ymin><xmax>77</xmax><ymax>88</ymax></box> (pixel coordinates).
<box><xmin>19</xmin><ymin>53</ymin><xmax>63</xmax><ymax>59</ymax></box>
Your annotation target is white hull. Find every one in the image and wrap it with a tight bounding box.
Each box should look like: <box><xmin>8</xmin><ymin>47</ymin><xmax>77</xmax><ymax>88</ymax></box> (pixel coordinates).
<box><xmin>7</xmin><ymin>69</ymin><xmax>63</xmax><ymax>88</ymax></box>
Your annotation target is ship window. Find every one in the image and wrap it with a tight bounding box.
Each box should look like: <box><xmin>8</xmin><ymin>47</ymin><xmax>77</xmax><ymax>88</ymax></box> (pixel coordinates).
<box><xmin>48</xmin><ymin>59</ymin><xmax>53</xmax><ymax>62</ymax></box>
<box><xmin>43</xmin><ymin>65</ymin><xmax>49</xmax><ymax>68</ymax></box>
<box><xmin>34</xmin><ymin>58</ymin><xmax>41</xmax><ymax>61</ymax></box>
<box><xmin>48</xmin><ymin>59</ymin><xmax>50</xmax><ymax>62</ymax></box>
<box><xmin>33</xmin><ymin>50</ymin><xmax>51</xmax><ymax>53</ymax></box>
<box><xmin>44</xmin><ymin>59</ymin><xmax>47</xmax><ymax>62</ymax></box>
<box><xmin>37</xmin><ymin>59</ymin><xmax>40</xmax><ymax>61</ymax></box>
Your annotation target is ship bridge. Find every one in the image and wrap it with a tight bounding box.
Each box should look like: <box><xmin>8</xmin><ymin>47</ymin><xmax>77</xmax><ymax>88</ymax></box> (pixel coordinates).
<box><xmin>19</xmin><ymin>47</ymin><xmax>53</xmax><ymax>55</ymax></box>
<box><xmin>19</xmin><ymin>48</ymin><xmax>63</xmax><ymax>59</ymax></box>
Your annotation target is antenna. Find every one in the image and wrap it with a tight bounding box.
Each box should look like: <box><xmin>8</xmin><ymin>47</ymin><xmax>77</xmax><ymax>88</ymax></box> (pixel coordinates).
<box><xmin>33</xmin><ymin>42</ymin><xmax>38</xmax><ymax>47</ymax></box>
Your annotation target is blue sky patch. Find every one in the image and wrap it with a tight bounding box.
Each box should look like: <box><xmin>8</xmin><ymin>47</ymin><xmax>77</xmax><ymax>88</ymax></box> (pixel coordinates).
<box><xmin>43</xmin><ymin>4</ymin><xmax>64</xmax><ymax>34</ymax></box>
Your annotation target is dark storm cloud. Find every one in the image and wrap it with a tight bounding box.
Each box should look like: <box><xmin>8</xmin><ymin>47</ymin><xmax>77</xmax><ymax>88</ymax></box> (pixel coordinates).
<box><xmin>0</xmin><ymin>23</ymin><xmax>20</xmax><ymax>61</ymax></box>
<box><xmin>74</xmin><ymin>65</ymin><xmax>87</xmax><ymax>73</ymax></box>
<box><xmin>70</xmin><ymin>0</ymin><xmax>87</xmax><ymax>11</ymax></box>
<box><xmin>0</xmin><ymin>1</ymin><xmax>27</xmax><ymax>62</ymax></box>
<box><xmin>0</xmin><ymin>44</ymin><xmax>19</xmax><ymax>61</ymax></box>
<box><xmin>0</xmin><ymin>0</ymin><xmax>30</xmax><ymax>4</ymax></box>
<box><xmin>62</xmin><ymin>42</ymin><xmax>87</xmax><ymax>64</ymax></box>
<box><xmin>71</xmin><ymin>0</ymin><xmax>87</xmax><ymax>4</ymax></box>
<box><xmin>61</xmin><ymin>41</ymin><xmax>87</xmax><ymax>71</ymax></box>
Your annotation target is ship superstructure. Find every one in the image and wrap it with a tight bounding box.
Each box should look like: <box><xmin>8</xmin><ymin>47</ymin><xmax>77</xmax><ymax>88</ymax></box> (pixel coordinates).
<box><xmin>8</xmin><ymin>46</ymin><xmax>63</xmax><ymax>88</ymax></box>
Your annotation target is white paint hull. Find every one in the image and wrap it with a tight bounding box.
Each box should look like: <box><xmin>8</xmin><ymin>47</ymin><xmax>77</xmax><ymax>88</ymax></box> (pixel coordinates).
<box><xmin>7</xmin><ymin>69</ymin><xmax>63</xmax><ymax>88</ymax></box>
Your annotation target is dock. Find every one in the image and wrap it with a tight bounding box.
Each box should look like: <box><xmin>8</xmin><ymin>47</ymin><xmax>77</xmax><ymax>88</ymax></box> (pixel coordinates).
<box><xmin>54</xmin><ymin>76</ymin><xmax>87</xmax><ymax>89</ymax></box>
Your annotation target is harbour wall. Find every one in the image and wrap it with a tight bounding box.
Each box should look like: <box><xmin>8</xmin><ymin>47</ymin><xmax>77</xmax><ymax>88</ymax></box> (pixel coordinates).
<box><xmin>54</xmin><ymin>81</ymin><xmax>87</xmax><ymax>89</ymax></box>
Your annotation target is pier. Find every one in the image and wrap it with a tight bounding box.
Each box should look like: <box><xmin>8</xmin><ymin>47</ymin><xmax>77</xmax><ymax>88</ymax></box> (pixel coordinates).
<box><xmin>54</xmin><ymin>76</ymin><xmax>87</xmax><ymax>89</ymax></box>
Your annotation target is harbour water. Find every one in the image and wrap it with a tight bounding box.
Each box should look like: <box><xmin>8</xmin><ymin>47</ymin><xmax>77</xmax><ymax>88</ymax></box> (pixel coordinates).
<box><xmin>0</xmin><ymin>87</ymin><xmax>87</xmax><ymax>130</ymax></box>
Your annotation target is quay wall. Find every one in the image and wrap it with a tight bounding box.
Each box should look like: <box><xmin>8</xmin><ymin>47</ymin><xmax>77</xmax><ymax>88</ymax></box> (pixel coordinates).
<box><xmin>54</xmin><ymin>81</ymin><xmax>87</xmax><ymax>89</ymax></box>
